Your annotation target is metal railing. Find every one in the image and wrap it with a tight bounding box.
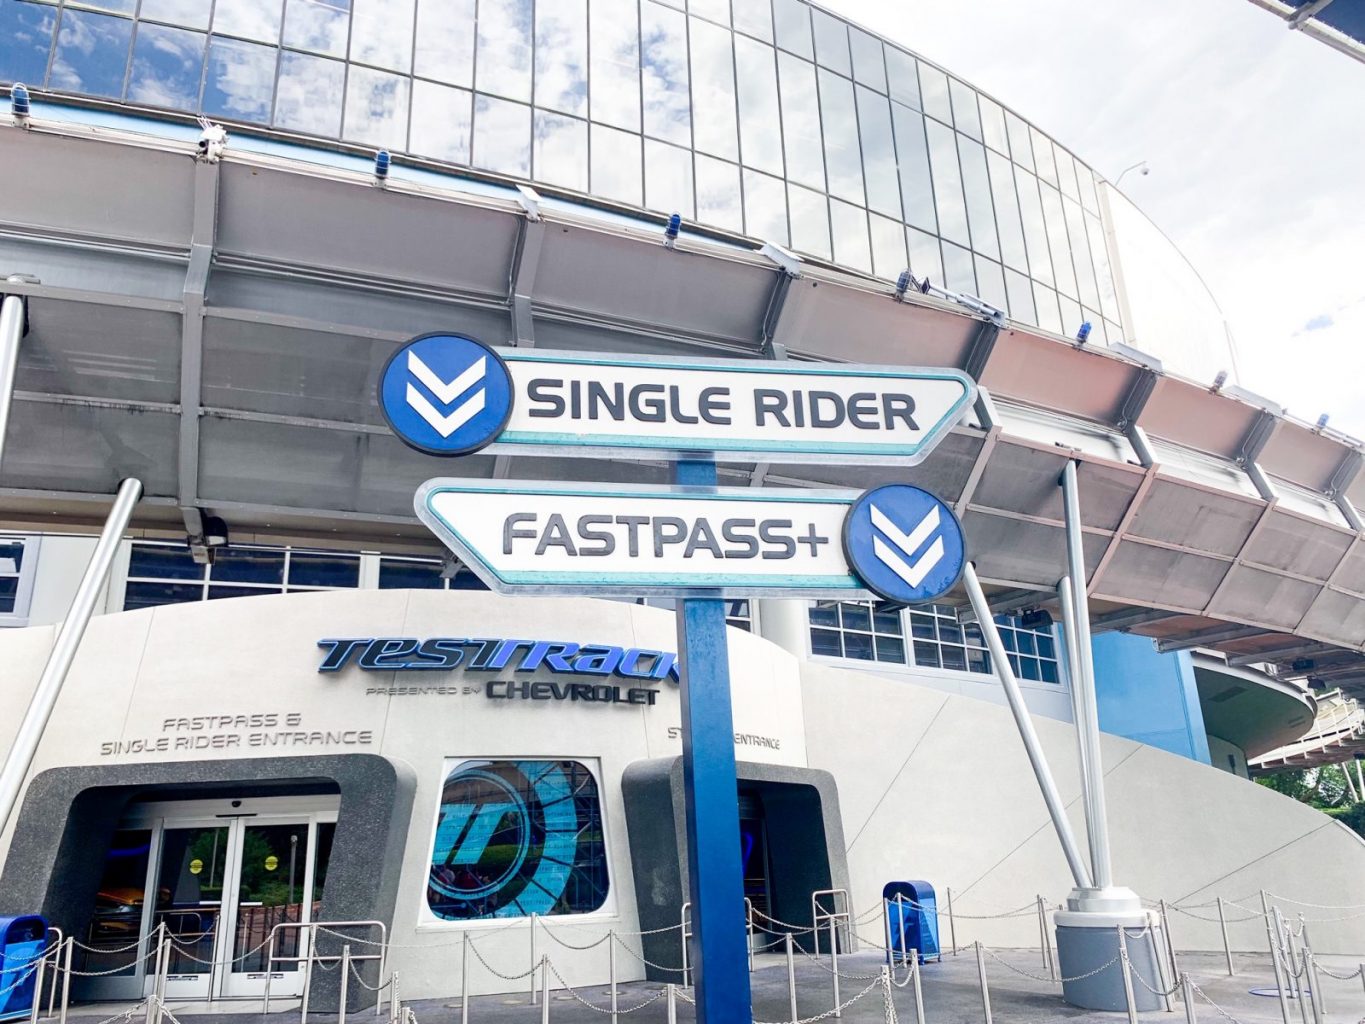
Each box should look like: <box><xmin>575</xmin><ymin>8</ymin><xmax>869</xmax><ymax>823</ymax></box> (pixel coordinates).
<box><xmin>261</xmin><ymin>920</ymin><xmax>387</xmax><ymax>1020</ymax></box>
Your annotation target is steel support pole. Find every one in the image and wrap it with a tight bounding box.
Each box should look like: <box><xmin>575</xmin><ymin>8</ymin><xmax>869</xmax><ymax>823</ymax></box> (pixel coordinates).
<box><xmin>674</xmin><ymin>458</ymin><xmax>751</xmax><ymax>1024</ymax></box>
<box><xmin>963</xmin><ymin>562</ymin><xmax>1093</xmax><ymax>889</ymax></box>
<box><xmin>0</xmin><ymin>478</ymin><xmax>142</xmax><ymax>836</ymax></box>
<box><xmin>1057</xmin><ymin>577</ymin><xmax>1097</xmax><ymax>879</ymax></box>
<box><xmin>1060</xmin><ymin>460</ymin><xmax>1114</xmax><ymax>891</ymax></box>
<box><xmin>0</xmin><ymin>282</ymin><xmax>27</xmax><ymax>472</ymax></box>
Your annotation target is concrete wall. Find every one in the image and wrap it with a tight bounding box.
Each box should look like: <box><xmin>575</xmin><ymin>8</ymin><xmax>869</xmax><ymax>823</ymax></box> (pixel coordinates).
<box><xmin>801</xmin><ymin>660</ymin><xmax>1365</xmax><ymax>954</ymax></box>
<box><xmin>1207</xmin><ymin>735</ymin><xmax>1250</xmax><ymax>778</ymax></box>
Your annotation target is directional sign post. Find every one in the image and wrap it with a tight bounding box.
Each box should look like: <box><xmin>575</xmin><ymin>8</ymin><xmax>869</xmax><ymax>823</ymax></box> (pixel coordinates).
<box><xmin>386</xmin><ymin>333</ymin><xmax>974</xmax><ymax>1024</ymax></box>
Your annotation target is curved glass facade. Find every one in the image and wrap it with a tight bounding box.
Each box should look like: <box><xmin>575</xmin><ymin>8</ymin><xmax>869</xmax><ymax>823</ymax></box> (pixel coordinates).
<box><xmin>0</xmin><ymin>0</ymin><xmax>1123</xmax><ymax>342</ymax></box>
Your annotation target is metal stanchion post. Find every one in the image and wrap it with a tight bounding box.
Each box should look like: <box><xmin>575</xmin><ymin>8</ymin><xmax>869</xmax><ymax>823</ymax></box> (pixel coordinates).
<box><xmin>947</xmin><ymin>889</ymin><xmax>958</xmax><ymax>956</ymax></box>
<box><xmin>1262</xmin><ymin>893</ymin><xmax>1291</xmax><ymax>1024</ymax></box>
<box><xmin>1147</xmin><ymin>920</ymin><xmax>1173</xmax><ymax>1014</ymax></box>
<box><xmin>1117</xmin><ymin>928</ymin><xmax>1138</xmax><ymax>1024</ymax></box>
<box><xmin>609</xmin><ymin>930</ymin><xmax>618</xmax><ymax>1024</ymax></box>
<box><xmin>896</xmin><ymin>895</ymin><xmax>908</xmax><ymax>969</ymax></box>
<box><xmin>58</xmin><ymin>939</ymin><xmax>71</xmax><ymax>1024</ymax></box>
<box><xmin>1279</xmin><ymin>910</ymin><xmax>1301</xmax><ymax>1001</ymax></box>
<box><xmin>302</xmin><ymin>929</ymin><xmax>316</xmax><ymax>1024</ymax></box>
<box><xmin>745</xmin><ymin>902</ymin><xmax>754</xmax><ymax>974</ymax></box>
<box><xmin>1294</xmin><ymin>950</ymin><xmax>1311</xmax><ymax>1024</ymax></box>
<box><xmin>1035</xmin><ymin>897</ymin><xmax>1050</xmax><ymax>975</ymax></box>
<box><xmin>910</xmin><ymin>952</ymin><xmax>925</xmax><ymax>1024</ymax></box>
<box><xmin>30</xmin><ymin>941</ymin><xmax>46</xmax><ymax>1024</ymax></box>
<box><xmin>681</xmin><ymin>908</ymin><xmax>690</xmax><ymax>989</ymax></box>
<box><xmin>974</xmin><ymin>943</ymin><xmax>992</xmax><ymax>1024</ymax></box>
<box><xmin>1304</xmin><ymin>953</ymin><xmax>1323</xmax><ymax>1024</ymax></box>
<box><xmin>144</xmin><ymin>928</ymin><xmax>165</xmax><ymax>1024</ymax></box>
<box><xmin>883</xmin><ymin>900</ymin><xmax>894</xmax><ymax>969</ymax></box>
<box><xmin>831</xmin><ymin>919</ymin><xmax>841</xmax><ymax>1020</ymax></box>
<box><xmin>785</xmin><ymin>933</ymin><xmax>798</xmax><ymax>1024</ymax></box>
<box><xmin>1159</xmin><ymin>900</ymin><xmax>1179</xmax><ymax>984</ymax></box>
<box><xmin>460</xmin><ymin>934</ymin><xmax>469</xmax><ymax>1024</ymax></box>
<box><xmin>530</xmin><ymin>914</ymin><xmax>539</xmax><ymax>1005</ymax></box>
<box><xmin>667</xmin><ymin>985</ymin><xmax>677</xmax><ymax>1024</ymax></box>
<box><xmin>154</xmin><ymin>937</ymin><xmax>169</xmax><ymax>1024</ymax></box>
<box><xmin>338</xmin><ymin>945</ymin><xmax>351</xmax><ymax>1024</ymax></box>
<box><xmin>539</xmin><ymin>958</ymin><xmax>549</xmax><ymax>1024</ymax></box>
<box><xmin>389</xmin><ymin>973</ymin><xmax>398</xmax><ymax>1024</ymax></box>
<box><xmin>1216</xmin><ymin>898</ymin><xmax>1234</xmax><ymax>977</ymax></box>
<box><xmin>1181</xmin><ymin>974</ymin><xmax>1197</xmax><ymax>1024</ymax></box>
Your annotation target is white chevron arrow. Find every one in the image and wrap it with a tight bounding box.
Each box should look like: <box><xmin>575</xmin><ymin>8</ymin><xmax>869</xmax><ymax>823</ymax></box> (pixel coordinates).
<box><xmin>870</xmin><ymin>503</ymin><xmax>945</xmax><ymax>588</ymax></box>
<box><xmin>405</xmin><ymin>352</ymin><xmax>487</xmax><ymax>437</ymax></box>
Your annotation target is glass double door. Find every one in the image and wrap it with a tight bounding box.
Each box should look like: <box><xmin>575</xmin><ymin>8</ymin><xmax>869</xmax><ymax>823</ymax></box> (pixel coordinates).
<box><xmin>76</xmin><ymin>796</ymin><xmax>337</xmax><ymax>1002</ymax></box>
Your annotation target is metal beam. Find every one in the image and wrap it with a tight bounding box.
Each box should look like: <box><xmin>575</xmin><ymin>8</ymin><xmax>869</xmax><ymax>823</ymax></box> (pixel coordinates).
<box><xmin>1326</xmin><ymin>450</ymin><xmax>1364</xmax><ymax>532</ymax></box>
<box><xmin>1089</xmin><ymin>607</ymin><xmax>1182</xmax><ymax>632</ymax></box>
<box><xmin>177</xmin><ymin>158</ymin><xmax>219</xmax><ymax>519</ymax></box>
<box><xmin>954</xmin><ymin>423</ymin><xmax>1001</xmax><ymax>515</ymax></box>
<box><xmin>1086</xmin><ymin>462</ymin><xmax>1157</xmax><ymax>594</ymax></box>
<box><xmin>1289</xmin><ymin>0</ymin><xmax>1337</xmax><ymax>28</ymax></box>
<box><xmin>1155</xmin><ymin>624</ymin><xmax>1272</xmax><ymax>653</ymax></box>
<box><xmin>0</xmin><ymin>276</ymin><xmax>31</xmax><ymax>476</ymax></box>
<box><xmin>508</xmin><ymin>184</ymin><xmax>545</xmax><ymax>346</ymax></box>
<box><xmin>757</xmin><ymin>243</ymin><xmax>802</xmax><ymax>352</ymax></box>
<box><xmin>1202</xmin><ymin>499</ymin><xmax>1278</xmax><ymax>614</ymax></box>
<box><xmin>1235</xmin><ymin>410</ymin><xmax>1279</xmax><ymax>502</ymax></box>
<box><xmin>961</xmin><ymin>320</ymin><xmax>999</xmax><ymax>382</ymax></box>
<box><xmin>1226</xmin><ymin>641</ymin><xmax>1342</xmax><ymax>668</ymax></box>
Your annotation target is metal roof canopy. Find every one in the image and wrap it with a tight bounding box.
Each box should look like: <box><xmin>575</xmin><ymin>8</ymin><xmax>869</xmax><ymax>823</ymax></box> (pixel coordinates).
<box><xmin>1244</xmin><ymin>0</ymin><xmax>1365</xmax><ymax>63</ymax></box>
<box><xmin>2</xmin><ymin>113</ymin><xmax>1365</xmax><ymax>696</ymax></box>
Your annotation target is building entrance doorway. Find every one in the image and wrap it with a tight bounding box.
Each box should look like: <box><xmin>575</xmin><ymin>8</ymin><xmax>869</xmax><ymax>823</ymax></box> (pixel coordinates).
<box><xmin>73</xmin><ymin>795</ymin><xmax>338</xmax><ymax>1003</ymax></box>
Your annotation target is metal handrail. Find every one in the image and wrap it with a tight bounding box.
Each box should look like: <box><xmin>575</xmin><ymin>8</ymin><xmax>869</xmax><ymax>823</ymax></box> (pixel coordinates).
<box><xmin>261</xmin><ymin>920</ymin><xmax>387</xmax><ymax>1020</ymax></box>
<box><xmin>811</xmin><ymin>889</ymin><xmax>850</xmax><ymax>957</ymax></box>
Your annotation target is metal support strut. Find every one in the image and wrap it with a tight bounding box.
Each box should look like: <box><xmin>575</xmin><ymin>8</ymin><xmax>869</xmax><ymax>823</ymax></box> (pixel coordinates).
<box><xmin>0</xmin><ymin>478</ymin><xmax>143</xmax><ymax>835</ymax></box>
<box><xmin>0</xmin><ymin>279</ymin><xmax>28</xmax><ymax>470</ymax></box>
<box><xmin>673</xmin><ymin>458</ymin><xmax>752</xmax><ymax>1024</ymax></box>
<box><xmin>962</xmin><ymin>561</ymin><xmax>1092</xmax><ymax>889</ymax></box>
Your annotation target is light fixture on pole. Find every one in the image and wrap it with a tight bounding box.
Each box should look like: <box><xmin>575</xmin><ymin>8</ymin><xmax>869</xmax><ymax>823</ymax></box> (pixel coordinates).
<box><xmin>1113</xmin><ymin>161</ymin><xmax>1149</xmax><ymax>188</ymax></box>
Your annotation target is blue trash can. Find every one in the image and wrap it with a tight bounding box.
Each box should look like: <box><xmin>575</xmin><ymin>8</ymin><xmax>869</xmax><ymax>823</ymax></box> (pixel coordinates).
<box><xmin>882</xmin><ymin>881</ymin><xmax>940</xmax><ymax>964</ymax></box>
<box><xmin>0</xmin><ymin>916</ymin><xmax>47</xmax><ymax>1022</ymax></box>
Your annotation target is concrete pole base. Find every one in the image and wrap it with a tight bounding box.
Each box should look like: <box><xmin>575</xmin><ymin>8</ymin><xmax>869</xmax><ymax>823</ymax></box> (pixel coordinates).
<box><xmin>1056</xmin><ymin>906</ymin><xmax>1164</xmax><ymax>1012</ymax></box>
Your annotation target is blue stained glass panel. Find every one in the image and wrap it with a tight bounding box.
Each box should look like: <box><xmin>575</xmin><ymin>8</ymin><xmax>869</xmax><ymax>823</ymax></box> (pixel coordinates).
<box><xmin>51</xmin><ymin>9</ymin><xmax>133</xmax><ymax>98</ymax></box>
<box><xmin>0</xmin><ymin>1</ymin><xmax>57</xmax><ymax>86</ymax></box>
<box><xmin>203</xmin><ymin>35</ymin><xmax>276</xmax><ymax>122</ymax></box>
<box><xmin>127</xmin><ymin>23</ymin><xmax>205</xmax><ymax>110</ymax></box>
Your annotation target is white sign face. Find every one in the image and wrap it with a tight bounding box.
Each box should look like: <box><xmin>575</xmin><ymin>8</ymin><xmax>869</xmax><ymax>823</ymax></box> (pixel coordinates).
<box><xmin>415</xmin><ymin>479</ymin><xmax>870</xmax><ymax>598</ymax></box>
<box><xmin>489</xmin><ymin>348</ymin><xmax>973</xmax><ymax>465</ymax></box>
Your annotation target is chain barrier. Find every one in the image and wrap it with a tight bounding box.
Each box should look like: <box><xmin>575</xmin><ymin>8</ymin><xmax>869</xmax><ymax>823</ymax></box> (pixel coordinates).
<box><xmin>538</xmin><ymin>926</ymin><xmax>613</xmax><ymax>952</ymax></box>
<box><xmin>890</xmin><ymin>898</ymin><xmax>1036</xmax><ymax>921</ymax></box>
<box><xmin>65</xmin><ymin>935</ymin><xmax>147</xmax><ymax>956</ymax></box>
<box><xmin>749</xmin><ymin>908</ymin><xmax>818</xmax><ymax>934</ymax></box>
<box><xmin>1314</xmin><ymin>961</ymin><xmax>1365</xmax><ymax>981</ymax></box>
<box><xmin>347</xmin><ymin>961</ymin><xmax>396</xmax><ymax>992</ymax></box>
<box><xmin>752</xmin><ymin>974</ymin><xmax>884</xmax><ymax>1024</ymax></box>
<box><xmin>786</xmin><ymin>938</ymin><xmax>885</xmax><ymax>982</ymax></box>
<box><xmin>542</xmin><ymin>958</ymin><xmax>666</xmax><ymax>1015</ymax></box>
<box><xmin>166</xmin><ymin>934</ymin><xmax>274</xmax><ymax>968</ymax></box>
<box><xmin>609</xmin><ymin>935</ymin><xmax>687</xmax><ymax>975</ymax></box>
<box><xmin>464</xmin><ymin>939</ymin><xmax>541</xmax><ymax>982</ymax></box>
<box><xmin>980</xmin><ymin>944</ymin><xmax>1121</xmax><ymax>985</ymax></box>
<box><xmin>1122</xmin><ymin>949</ymin><xmax>1182</xmax><ymax>999</ymax></box>
<box><xmin>1189</xmin><ymin>978</ymin><xmax>1248</xmax><ymax>1024</ymax></box>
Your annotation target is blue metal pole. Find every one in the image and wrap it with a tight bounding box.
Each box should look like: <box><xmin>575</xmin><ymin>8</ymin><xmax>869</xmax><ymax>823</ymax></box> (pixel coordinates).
<box><xmin>674</xmin><ymin>458</ymin><xmax>751</xmax><ymax>1024</ymax></box>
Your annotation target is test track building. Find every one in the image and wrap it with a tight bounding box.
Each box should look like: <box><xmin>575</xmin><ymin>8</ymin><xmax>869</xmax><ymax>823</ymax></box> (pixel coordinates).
<box><xmin>1</xmin><ymin>0</ymin><xmax>1364</xmax><ymax>1004</ymax></box>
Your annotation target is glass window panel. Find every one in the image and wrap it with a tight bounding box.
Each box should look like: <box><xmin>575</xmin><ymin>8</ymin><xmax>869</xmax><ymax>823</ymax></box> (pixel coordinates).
<box><xmin>413</xmin><ymin>0</ymin><xmax>474</xmax><ymax>86</ymax></box>
<box><xmin>534</xmin><ymin>0</ymin><xmax>585</xmax><ymax>114</ymax></box>
<box><xmin>203</xmin><ymin>35</ymin><xmax>275</xmax><ymax>121</ymax></box>
<box><xmin>948</xmin><ymin>78</ymin><xmax>980</xmax><ymax>141</ymax></box>
<box><xmin>281</xmin><ymin>0</ymin><xmax>346</xmax><ymax>56</ymax></box>
<box><xmin>829</xmin><ymin>199</ymin><xmax>870</xmax><ymax>273</ymax></box>
<box><xmin>640</xmin><ymin>1</ymin><xmax>689</xmax><ymax>145</ymax></box>
<box><xmin>1104</xmin><ymin>318</ymin><xmax>1122</xmax><ymax>343</ymax></box>
<box><xmin>1014</xmin><ymin>628</ymin><xmax>1036</xmax><ymax>656</ymax></box>
<box><xmin>1039</xmin><ymin>184</ymin><xmax>1077</xmax><ymax>298</ymax></box>
<box><xmin>589</xmin><ymin>0</ymin><xmax>639</xmax><ymax>131</ymax></box>
<box><xmin>427</xmin><ymin>760</ymin><xmax>608</xmax><ymax>920</ymax></box>
<box><xmin>1004</xmin><ymin>109</ymin><xmax>1032</xmax><ymax>171</ymax></box>
<box><xmin>128</xmin><ymin>23</ymin><xmax>204</xmax><ymax>109</ymax></box>
<box><xmin>848</xmin><ymin>28</ymin><xmax>884</xmax><ymax>92</ymax></box>
<box><xmin>742</xmin><ymin>168</ymin><xmax>787</xmax><ymax>244</ymax></box>
<box><xmin>274</xmin><ymin>49</ymin><xmax>343</xmax><ymax>135</ymax></box>
<box><xmin>1084</xmin><ymin>312</ymin><xmax>1105</xmax><ymax>343</ymax></box>
<box><xmin>890</xmin><ymin>102</ymin><xmax>934</xmax><ymax>232</ymax></box>
<box><xmin>409</xmin><ymin>80</ymin><xmax>472</xmax><ymax>163</ymax></box>
<box><xmin>1079</xmin><ymin>166</ymin><xmax>1100</xmax><ymax>215</ymax></box>
<box><xmin>884</xmin><ymin>48</ymin><xmax>918</xmax><ymax>110</ymax></box>
<box><xmin>855</xmin><ymin>85</ymin><xmax>899</xmax><ymax>219</ymax></box>
<box><xmin>51</xmin><ymin>9</ymin><xmax>132</xmax><ymax>97</ymax></box>
<box><xmin>690</xmin><ymin>0</ymin><xmax>728</xmax><ymax>24</ymax></box>
<box><xmin>1040</xmin><ymin>659</ymin><xmax>1060</xmax><ymax>683</ymax></box>
<box><xmin>689</xmin><ymin>17</ymin><xmax>737</xmax><ymax>161</ymax></box>
<box><xmin>128</xmin><ymin>543</ymin><xmax>204</xmax><ymax>581</ymax></box>
<box><xmin>978</xmin><ymin>94</ymin><xmax>1007</xmax><ymax>154</ymax></box>
<box><xmin>941</xmin><ymin>241</ymin><xmax>975</xmax><ymax>294</ymax></box>
<box><xmin>869</xmin><ymin>214</ymin><xmax>905</xmax><ymax>281</ymax></box>
<box><xmin>872</xmin><ymin>605</ymin><xmax>902</xmax><ymax>634</ymax></box>
<box><xmin>787</xmin><ymin>184</ymin><xmax>830</xmax><ymax>260</ymax></box>
<box><xmin>289</xmin><ymin>552</ymin><xmax>359</xmax><ymax>587</ymax></box>
<box><xmin>875</xmin><ymin>636</ymin><xmax>905</xmax><ymax>663</ymax></box>
<box><xmin>810</xmin><ymin>628</ymin><xmax>841</xmax><ymax>657</ymax></box>
<box><xmin>532</xmin><ymin>110</ymin><xmax>588</xmax><ymax>190</ymax></box>
<box><xmin>644</xmin><ymin>139</ymin><xmax>694</xmax><ymax>217</ymax></box>
<box><xmin>1056</xmin><ymin>149</ymin><xmax>1080</xmax><ymax>200</ymax></box>
<box><xmin>906</xmin><ymin>227</ymin><xmax>943</xmax><ymax>287</ymax></box>
<box><xmin>343</xmin><ymin>65</ymin><xmax>408</xmax><ymax>146</ymax></box>
<box><xmin>1</xmin><ymin>1</ymin><xmax>57</xmax><ymax>85</ymax></box>
<box><xmin>211</xmin><ymin>547</ymin><xmax>285</xmax><ymax>584</ymax></box>
<box><xmin>810</xmin><ymin>9</ymin><xmax>849</xmax><ymax>75</ymax></box>
<box><xmin>207</xmin><ymin>585</ymin><xmax>270</xmax><ymax>601</ymax></box>
<box><xmin>694</xmin><ymin>154</ymin><xmax>742</xmax><ymax>232</ymax></box>
<box><xmin>996</xmin><ymin>621</ymin><xmax>1015</xmax><ymax>650</ymax></box>
<box><xmin>938</xmin><ymin>619</ymin><xmax>963</xmax><ymax>644</ymax></box>
<box><xmin>1033</xmin><ymin>282</ymin><xmax>1062</xmax><ymax>334</ymax></box>
<box><xmin>909</xmin><ymin>612</ymin><xmax>935</xmax><ymax>640</ymax></box>
<box><xmin>124</xmin><ymin>580</ymin><xmax>203</xmax><ymax>609</ymax></box>
<box><xmin>473</xmin><ymin>94</ymin><xmax>530</xmax><ymax>175</ymax></box>
<box><xmin>1019</xmin><ymin>657</ymin><xmax>1042</xmax><ymax>682</ymax></box>
<box><xmin>1031</xmin><ymin>126</ymin><xmax>1057</xmax><ymax>186</ymax></box>
<box><xmin>1004</xmin><ymin>268</ymin><xmax>1036</xmax><ymax>325</ymax></box>
<box><xmin>1015</xmin><ymin>169</ymin><xmax>1053</xmax><ymax>286</ymax></box>
<box><xmin>1038</xmin><ymin>634</ymin><xmax>1056</xmax><ymax>660</ymax></box>
<box><xmin>1086</xmin><ymin>210</ymin><xmax>1119</xmax><ymax>320</ymax></box>
<box><xmin>349</xmin><ymin>0</ymin><xmax>410</xmax><ymax>71</ymax></box>
<box><xmin>378</xmin><ymin>559</ymin><xmax>443</xmax><ymax>588</ymax></box>
<box><xmin>771</xmin><ymin>0</ymin><xmax>810</xmax><ymax>58</ymax></box>
<box><xmin>941</xmin><ymin>645</ymin><xmax>967</xmax><ymax>671</ymax></box>
<box><xmin>839</xmin><ymin>602</ymin><xmax>871</xmax><ymax>631</ymax></box>
<box><xmin>1065</xmin><ymin>198</ymin><xmax>1100</xmax><ymax>310</ymax></box>
<box><xmin>476</xmin><ymin>0</ymin><xmax>531</xmax><ymax>102</ymax></box>
<box><xmin>211</xmin><ymin>0</ymin><xmax>281</xmax><ymax>43</ymax></box>
<box><xmin>817</xmin><ymin>69</ymin><xmax>862</xmax><ymax>205</ymax></box>
<box><xmin>589</xmin><ymin>123</ymin><xmax>642</xmax><ymax>205</ymax></box>
<box><xmin>957</xmin><ymin>135</ymin><xmax>998</xmax><ymax>260</ymax></box>
<box><xmin>731</xmin><ymin>0</ymin><xmax>771</xmax><ymax>40</ymax></box>
<box><xmin>986</xmin><ymin>150</ymin><xmax>1027</xmax><ymax>273</ymax></box>
<box><xmin>141</xmin><ymin>0</ymin><xmax>211</xmax><ymax>29</ymax></box>
<box><xmin>1057</xmin><ymin>294</ymin><xmax>1083</xmax><ymax>337</ymax></box>
<box><xmin>924</xmin><ymin>119</ymin><xmax>968</xmax><ymax>246</ymax></box>
<box><xmin>913</xmin><ymin>641</ymin><xmax>940</xmax><ymax>668</ymax></box>
<box><xmin>842</xmin><ymin>630</ymin><xmax>873</xmax><ymax>661</ymax></box>
<box><xmin>776</xmin><ymin>52</ymin><xmax>822</xmax><ymax>191</ymax></box>
<box><xmin>967</xmin><ymin>646</ymin><xmax>989</xmax><ymax>674</ymax></box>
<box><xmin>809</xmin><ymin>601</ymin><xmax>838</xmax><ymax>627</ymax></box>
<box><xmin>963</xmin><ymin>622</ymin><xmax>984</xmax><ymax>647</ymax></box>
<box><xmin>734</xmin><ymin>36</ymin><xmax>782</xmax><ymax>176</ymax></box>
<box><xmin>917</xmin><ymin>62</ymin><xmax>950</xmax><ymax>124</ymax></box>
<box><xmin>973</xmin><ymin>255</ymin><xmax>1006</xmax><ymax>311</ymax></box>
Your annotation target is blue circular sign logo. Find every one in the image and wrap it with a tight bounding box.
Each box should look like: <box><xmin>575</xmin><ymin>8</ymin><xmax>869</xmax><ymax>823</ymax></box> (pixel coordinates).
<box><xmin>378</xmin><ymin>333</ymin><xmax>513</xmax><ymax>456</ymax></box>
<box><xmin>843</xmin><ymin>484</ymin><xmax>966</xmax><ymax>604</ymax></box>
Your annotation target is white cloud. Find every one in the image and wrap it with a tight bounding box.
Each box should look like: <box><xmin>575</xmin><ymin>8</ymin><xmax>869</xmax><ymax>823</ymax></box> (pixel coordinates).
<box><xmin>822</xmin><ymin>0</ymin><xmax>1365</xmax><ymax>438</ymax></box>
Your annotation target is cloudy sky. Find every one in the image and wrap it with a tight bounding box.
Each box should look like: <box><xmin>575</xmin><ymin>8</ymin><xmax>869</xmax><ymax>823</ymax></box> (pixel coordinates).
<box><xmin>824</xmin><ymin>0</ymin><xmax>1365</xmax><ymax>439</ymax></box>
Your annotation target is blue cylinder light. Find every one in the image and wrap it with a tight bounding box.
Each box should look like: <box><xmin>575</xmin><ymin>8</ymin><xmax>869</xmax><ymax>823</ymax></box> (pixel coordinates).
<box><xmin>895</xmin><ymin>270</ymin><xmax>911</xmax><ymax>295</ymax></box>
<box><xmin>374</xmin><ymin>148</ymin><xmax>391</xmax><ymax>180</ymax></box>
<box><xmin>10</xmin><ymin>84</ymin><xmax>30</xmax><ymax>119</ymax></box>
<box><xmin>1076</xmin><ymin>321</ymin><xmax>1092</xmax><ymax>343</ymax></box>
<box><xmin>665</xmin><ymin>212</ymin><xmax>681</xmax><ymax>240</ymax></box>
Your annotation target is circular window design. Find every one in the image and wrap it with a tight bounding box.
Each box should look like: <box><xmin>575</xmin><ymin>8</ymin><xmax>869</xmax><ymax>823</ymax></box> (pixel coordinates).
<box><xmin>427</xmin><ymin>760</ymin><xmax>608</xmax><ymax>920</ymax></box>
